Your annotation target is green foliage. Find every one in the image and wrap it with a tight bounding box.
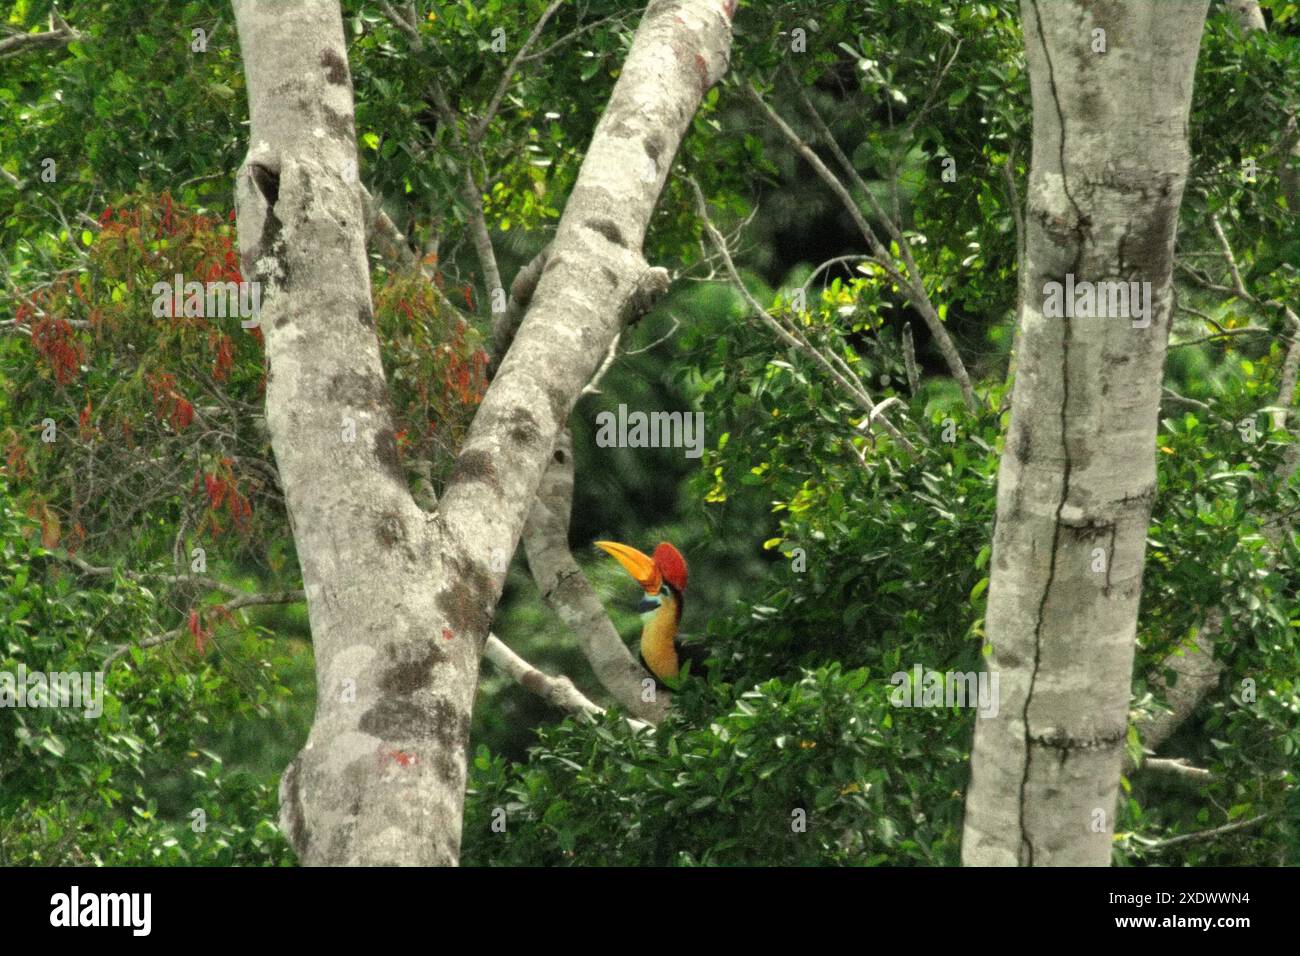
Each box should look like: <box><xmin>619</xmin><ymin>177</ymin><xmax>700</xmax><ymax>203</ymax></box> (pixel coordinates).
<box><xmin>0</xmin><ymin>482</ymin><xmax>292</xmax><ymax>864</ymax></box>
<box><xmin>3</xmin><ymin>0</ymin><xmax>1296</xmax><ymax>868</ymax></box>
<box><xmin>465</xmin><ymin>665</ymin><xmax>966</xmax><ymax>866</ymax></box>
<box><xmin>466</xmin><ymin>265</ymin><xmax>1298</xmax><ymax>866</ymax></box>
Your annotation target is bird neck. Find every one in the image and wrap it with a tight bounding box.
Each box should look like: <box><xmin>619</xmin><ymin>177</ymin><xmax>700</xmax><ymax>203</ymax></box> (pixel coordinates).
<box><xmin>640</xmin><ymin>589</ymin><xmax>682</xmax><ymax>680</ymax></box>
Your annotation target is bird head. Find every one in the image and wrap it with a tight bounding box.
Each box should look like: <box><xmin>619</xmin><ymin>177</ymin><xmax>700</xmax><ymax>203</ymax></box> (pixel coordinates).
<box><xmin>595</xmin><ymin>540</ymin><xmax>688</xmax><ymax>616</ymax></box>
<box><xmin>596</xmin><ymin>540</ymin><xmax>693</xmax><ymax>683</ymax></box>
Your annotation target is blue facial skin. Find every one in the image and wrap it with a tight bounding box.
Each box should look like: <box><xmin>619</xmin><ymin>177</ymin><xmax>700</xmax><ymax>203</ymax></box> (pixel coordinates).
<box><xmin>637</xmin><ymin>589</ymin><xmax>666</xmax><ymax>617</ymax></box>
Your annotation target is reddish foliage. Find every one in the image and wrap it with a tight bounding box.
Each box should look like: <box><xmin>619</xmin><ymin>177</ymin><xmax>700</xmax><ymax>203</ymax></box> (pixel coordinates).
<box><xmin>30</xmin><ymin>501</ymin><xmax>61</xmax><ymax>549</ymax></box>
<box><xmin>209</xmin><ymin>331</ymin><xmax>234</xmax><ymax>382</ymax></box>
<box><xmin>3</xmin><ymin>430</ymin><xmax>29</xmax><ymax>480</ymax></box>
<box><xmin>172</xmin><ymin>398</ymin><xmax>194</xmax><ymax>430</ymax></box>
<box><xmin>160</xmin><ymin>191</ymin><xmax>175</xmax><ymax>236</ymax></box>
<box><xmin>227</xmin><ymin>489</ymin><xmax>252</xmax><ymax>532</ymax></box>
<box><xmin>188</xmin><ymin>609</ymin><xmax>211</xmax><ymax>655</ymax></box>
<box><xmin>31</xmin><ymin>316</ymin><xmax>86</xmax><ymax>385</ymax></box>
<box><xmin>146</xmin><ymin>372</ymin><xmax>195</xmax><ymax>430</ymax></box>
<box><xmin>193</xmin><ymin>458</ymin><xmax>253</xmax><ymax>537</ymax></box>
<box><xmin>67</xmin><ymin>521</ymin><xmax>86</xmax><ymax>555</ymax></box>
<box><xmin>204</xmin><ymin>473</ymin><xmax>227</xmax><ymax>509</ymax></box>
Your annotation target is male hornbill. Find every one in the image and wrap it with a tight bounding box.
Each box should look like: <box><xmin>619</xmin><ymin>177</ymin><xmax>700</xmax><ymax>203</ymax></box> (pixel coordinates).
<box><xmin>595</xmin><ymin>540</ymin><xmax>708</xmax><ymax>685</ymax></box>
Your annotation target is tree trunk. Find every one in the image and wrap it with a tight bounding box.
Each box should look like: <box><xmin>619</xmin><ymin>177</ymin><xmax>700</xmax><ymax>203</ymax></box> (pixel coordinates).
<box><xmin>962</xmin><ymin>0</ymin><xmax>1209</xmax><ymax>867</ymax></box>
<box><xmin>233</xmin><ymin>0</ymin><xmax>732</xmax><ymax>865</ymax></box>
<box><xmin>1226</xmin><ymin>0</ymin><xmax>1265</xmax><ymax>33</ymax></box>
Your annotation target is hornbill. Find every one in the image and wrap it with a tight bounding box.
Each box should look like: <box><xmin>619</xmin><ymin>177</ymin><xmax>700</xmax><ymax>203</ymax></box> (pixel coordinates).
<box><xmin>595</xmin><ymin>540</ymin><xmax>708</xmax><ymax>686</ymax></box>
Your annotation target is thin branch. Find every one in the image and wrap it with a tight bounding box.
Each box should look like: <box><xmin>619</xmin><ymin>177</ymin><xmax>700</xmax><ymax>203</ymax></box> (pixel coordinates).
<box><xmin>902</xmin><ymin>322</ymin><xmax>920</xmax><ymax>395</ymax></box>
<box><xmin>1271</xmin><ymin>306</ymin><xmax>1300</xmax><ymax>431</ymax></box>
<box><xmin>623</xmin><ymin>314</ymin><xmax>680</xmax><ymax>356</ymax></box>
<box><xmin>520</xmin><ymin>429</ymin><xmax>670</xmax><ymax>722</ymax></box>
<box><xmin>1001</xmin><ymin>150</ymin><xmax>1025</xmax><ymax>270</ymax></box>
<box><xmin>420</xmin><ymin>78</ymin><xmax>506</xmax><ymax>329</ymax></box>
<box><xmin>493</xmin><ymin>244</ymin><xmax>551</xmax><ymax>362</ymax></box>
<box><xmin>378</xmin><ymin>0</ymin><xmax>420</xmax><ymax>46</ymax></box>
<box><xmin>580</xmin><ymin>333</ymin><xmax>621</xmax><ymax>397</ymax></box>
<box><xmin>103</xmin><ymin>589</ymin><xmax>306</xmax><ymax>668</ymax></box>
<box><xmin>1161</xmin><ymin>386</ymin><xmax>1236</xmax><ymax>429</ymax></box>
<box><xmin>360</xmin><ymin>184</ymin><xmax>458</xmax><ymax>317</ymax></box>
<box><xmin>471</xmin><ymin>0</ymin><xmax>566</xmax><ymax>145</ymax></box>
<box><xmin>1168</xmin><ymin>326</ymin><xmax>1271</xmax><ymax>348</ymax></box>
<box><xmin>1210</xmin><ymin>214</ymin><xmax>1249</xmax><ymax>300</ymax></box>
<box><xmin>62</xmin><ymin>551</ymin><xmax>247</xmax><ymax>599</ymax></box>
<box><xmin>749</xmin><ymin>81</ymin><xmax>976</xmax><ymax>410</ymax></box>
<box><xmin>489</xmin><ymin>242</ymin><xmax>666</xmax><ymax>723</ymax></box>
<box><xmin>521</xmin><ymin>14</ymin><xmax>620</xmax><ymax>63</ymax></box>
<box><xmin>0</xmin><ymin>19</ymin><xmax>82</xmax><ymax>60</ymax></box>
<box><xmin>1141</xmin><ymin>757</ymin><xmax>1212</xmax><ymax>781</ymax></box>
<box><xmin>689</xmin><ymin>177</ymin><xmax>917</xmax><ymax>456</ymax></box>
<box><xmin>799</xmin><ymin>255</ymin><xmax>872</xmax><ymax>296</ymax></box>
<box><xmin>901</xmin><ymin>39</ymin><xmax>963</xmax><ymax>141</ymax></box>
<box><xmin>483</xmin><ymin>633</ymin><xmax>648</xmax><ymax>731</ymax></box>
<box><xmin>1134</xmin><ymin>814</ymin><xmax>1267</xmax><ymax>851</ymax></box>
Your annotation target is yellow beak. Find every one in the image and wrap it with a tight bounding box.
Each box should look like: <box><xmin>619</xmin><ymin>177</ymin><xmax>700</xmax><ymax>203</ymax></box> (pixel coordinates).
<box><xmin>594</xmin><ymin>540</ymin><xmax>662</xmax><ymax>594</ymax></box>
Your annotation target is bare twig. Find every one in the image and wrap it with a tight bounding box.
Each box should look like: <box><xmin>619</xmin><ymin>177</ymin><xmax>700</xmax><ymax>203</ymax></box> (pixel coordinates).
<box><xmin>1001</xmin><ymin>150</ymin><xmax>1025</xmax><ymax>270</ymax></box>
<box><xmin>521</xmin><ymin>14</ymin><xmax>621</xmax><ymax>63</ymax></box>
<box><xmin>103</xmin><ymin>588</ymin><xmax>306</xmax><ymax>668</ymax></box>
<box><xmin>690</xmin><ymin>177</ymin><xmax>918</xmax><ymax>456</ymax></box>
<box><xmin>623</xmin><ymin>315</ymin><xmax>681</xmax><ymax>356</ymax></box>
<box><xmin>471</xmin><ymin>0</ymin><xmax>566</xmax><ymax>145</ymax></box>
<box><xmin>1141</xmin><ymin>757</ymin><xmax>1212</xmax><ymax>782</ymax></box>
<box><xmin>1209</xmin><ymin>214</ymin><xmax>1249</xmax><ymax>300</ymax></box>
<box><xmin>580</xmin><ymin>334</ymin><xmax>622</xmax><ymax>397</ymax></box>
<box><xmin>378</xmin><ymin>0</ymin><xmax>420</xmax><ymax>45</ymax></box>
<box><xmin>1168</xmin><ymin>327</ymin><xmax>1272</xmax><ymax>348</ymax></box>
<box><xmin>1133</xmin><ymin>813</ymin><xmax>1267</xmax><ymax>851</ymax></box>
<box><xmin>749</xmin><ymin>82</ymin><xmax>976</xmax><ymax>410</ymax></box>
<box><xmin>1271</xmin><ymin>307</ymin><xmax>1300</xmax><ymax>431</ymax></box>
<box><xmin>799</xmin><ymin>255</ymin><xmax>872</xmax><ymax>297</ymax></box>
<box><xmin>1160</xmin><ymin>386</ymin><xmax>1236</xmax><ymax>429</ymax></box>
<box><xmin>484</xmin><ymin>633</ymin><xmax>649</xmax><ymax>731</ymax></box>
<box><xmin>0</xmin><ymin>18</ymin><xmax>82</xmax><ymax>59</ymax></box>
<box><xmin>902</xmin><ymin>322</ymin><xmax>920</xmax><ymax>395</ymax></box>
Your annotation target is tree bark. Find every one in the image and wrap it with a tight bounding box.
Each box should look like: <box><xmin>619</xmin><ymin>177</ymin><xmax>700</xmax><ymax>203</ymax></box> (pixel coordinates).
<box><xmin>522</xmin><ymin>429</ymin><xmax>669</xmax><ymax>721</ymax></box>
<box><xmin>233</xmin><ymin>0</ymin><xmax>732</xmax><ymax>865</ymax></box>
<box><xmin>962</xmin><ymin>0</ymin><xmax>1209</xmax><ymax>867</ymax></box>
<box><xmin>1226</xmin><ymin>0</ymin><xmax>1265</xmax><ymax>33</ymax></box>
<box><xmin>1131</xmin><ymin>5</ymin><xmax>1298</xmax><ymax>761</ymax></box>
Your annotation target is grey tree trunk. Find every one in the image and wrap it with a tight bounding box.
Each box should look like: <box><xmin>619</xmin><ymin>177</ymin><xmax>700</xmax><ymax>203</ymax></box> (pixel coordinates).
<box><xmin>962</xmin><ymin>0</ymin><xmax>1209</xmax><ymax>867</ymax></box>
<box><xmin>1226</xmin><ymin>0</ymin><xmax>1265</xmax><ymax>33</ymax></box>
<box><xmin>232</xmin><ymin>0</ymin><xmax>733</xmax><ymax>864</ymax></box>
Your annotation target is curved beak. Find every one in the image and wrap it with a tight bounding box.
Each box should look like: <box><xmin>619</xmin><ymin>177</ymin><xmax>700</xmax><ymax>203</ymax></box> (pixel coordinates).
<box><xmin>594</xmin><ymin>540</ymin><xmax>662</xmax><ymax>594</ymax></box>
